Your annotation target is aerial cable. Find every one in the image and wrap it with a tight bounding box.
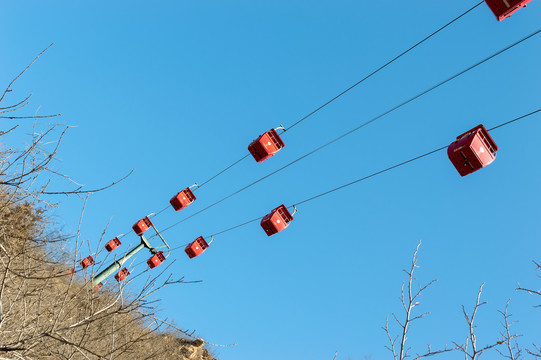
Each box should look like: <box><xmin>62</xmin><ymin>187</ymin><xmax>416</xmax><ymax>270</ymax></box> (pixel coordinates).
<box><xmin>283</xmin><ymin>1</ymin><xmax>485</xmax><ymax>132</ymax></box>
<box><xmin>291</xmin><ymin>109</ymin><xmax>541</xmax><ymax>206</ymax></box>
<box><xmin>115</xmin><ymin>2</ymin><xmax>495</xmax><ymax>238</ymax></box>
<box><xmin>189</xmin><ymin>2</ymin><xmax>484</xmax><ymax>190</ymax></box>
<box><xmin>197</xmin><ymin>154</ymin><xmax>251</xmax><ymax>189</ymax></box>
<box><xmin>152</xmin><ymin>28</ymin><xmax>541</xmax><ymax>236</ymax></box>
<box><xmin>191</xmin><ymin>108</ymin><xmax>541</xmax><ymax>239</ymax></box>
<box><xmin>291</xmin><ymin>145</ymin><xmax>447</xmax><ymax>207</ymax></box>
<box><xmin>140</xmin><ymin>108</ymin><xmax>541</xmax><ymax>249</ymax></box>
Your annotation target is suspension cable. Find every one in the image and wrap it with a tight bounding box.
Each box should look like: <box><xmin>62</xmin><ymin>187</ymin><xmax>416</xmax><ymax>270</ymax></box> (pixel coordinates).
<box><xmin>197</xmin><ymin>154</ymin><xmax>251</xmax><ymax>189</ymax></box>
<box><xmin>197</xmin><ymin>108</ymin><xmax>541</xmax><ymax>238</ymax></box>
<box><xmin>153</xmin><ymin>29</ymin><xmax>541</xmax><ymax>236</ymax></box>
<box><xmin>283</xmin><ymin>1</ymin><xmax>485</xmax><ymax>132</ymax></box>
<box><xmin>189</xmin><ymin>2</ymin><xmax>484</xmax><ymax>190</ymax></box>
<box><xmin>147</xmin><ymin>155</ymin><xmax>252</xmax><ymax>219</ymax></box>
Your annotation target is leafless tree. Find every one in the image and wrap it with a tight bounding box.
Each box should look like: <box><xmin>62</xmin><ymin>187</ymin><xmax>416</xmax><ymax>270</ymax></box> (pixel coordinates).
<box><xmin>451</xmin><ymin>284</ymin><xmax>520</xmax><ymax>360</ymax></box>
<box><xmin>0</xmin><ymin>44</ymin><xmax>133</xmax><ymax>202</ymax></box>
<box><xmin>0</xmin><ymin>46</ymin><xmax>223</xmax><ymax>359</ymax></box>
<box><xmin>516</xmin><ymin>260</ymin><xmax>541</xmax><ymax>358</ymax></box>
<box><xmin>383</xmin><ymin>241</ymin><xmax>524</xmax><ymax>360</ymax></box>
<box><xmin>496</xmin><ymin>300</ymin><xmax>523</xmax><ymax>360</ymax></box>
<box><xmin>383</xmin><ymin>241</ymin><xmax>457</xmax><ymax>360</ymax></box>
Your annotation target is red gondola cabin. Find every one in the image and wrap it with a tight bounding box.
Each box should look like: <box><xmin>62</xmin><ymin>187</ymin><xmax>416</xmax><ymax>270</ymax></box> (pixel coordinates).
<box><xmin>105</xmin><ymin>237</ymin><xmax>121</xmax><ymax>252</ymax></box>
<box><xmin>260</xmin><ymin>204</ymin><xmax>293</xmax><ymax>236</ymax></box>
<box><xmin>447</xmin><ymin>124</ymin><xmax>498</xmax><ymax>177</ymax></box>
<box><xmin>185</xmin><ymin>236</ymin><xmax>209</xmax><ymax>259</ymax></box>
<box><xmin>81</xmin><ymin>256</ymin><xmax>94</xmax><ymax>269</ymax></box>
<box><xmin>94</xmin><ymin>282</ymin><xmax>103</xmax><ymax>291</ymax></box>
<box><xmin>132</xmin><ymin>216</ymin><xmax>152</xmax><ymax>235</ymax></box>
<box><xmin>147</xmin><ymin>251</ymin><xmax>166</xmax><ymax>269</ymax></box>
<box><xmin>115</xmin><ymin>268</ymin><xmax>130</xmax><ymax>282</ymax></box>
<box><xmin>485</xmin><ymin>0</ymin><xmax>532</xmax><ymax>21</ymax></box>
<box><xmin>248</xmin><ymin>129</ymin><xmax>285</xmax><ymax>163</ymax></box>
<box><xmin>170</xmin><ymin>187</ymin><xmax>196</xmax><ymax>211</ymax></box>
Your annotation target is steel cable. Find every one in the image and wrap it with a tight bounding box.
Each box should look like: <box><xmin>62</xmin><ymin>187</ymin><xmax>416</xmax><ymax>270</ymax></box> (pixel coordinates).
<box><xmin>199</xmin><ymin>108</ymin><xmax>541</xmax><ymax>238</ymax></box>
<box><xmin>189</xmin><ymin>2</ymin><xmax>484</xmax><ymax>190</ymax></box>
<box><xmin>154</xmin><ymin>28</ymin><xmax>541</xmax><ymax>236</ymax></box>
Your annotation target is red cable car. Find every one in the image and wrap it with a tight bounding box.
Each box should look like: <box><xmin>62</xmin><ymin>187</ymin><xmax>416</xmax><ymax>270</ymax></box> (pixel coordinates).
<box><xmin>94</xmin><ymin>282</ymin><xmax>103</xmax><ymax>291</ymax></box>
<box><xmin>185</xmin><ymin>236</ymin><xmax>209</xmax><ymax>259</ymax></box>
<box><xmin>114</xmin><ymin>268</ymin><xmax>130</xmax><ymax>282</ymax></box>
<box><xmin>132</xmin><ymin>216</ymin><xmax>152</xmax><ymax>236</ymax></box>
<box><xmin>170</xmin><ymin>187</ymin><xmax>196</xmax><ymax>211</ymax></box>
<box><xmin>81</xmin><ymin>256</ymin><xmax>94</xmax><ymax>269</ymax></box>
<box><xmin>447</xmin><ymin>124</ymin><xmax>498</xmax><ymax>177</ymax></box>
<box><xmin>485</xmin><ymin>0</ymin><xmax>532</xmax><ymax>21</ymax></box>
<box><xmin>105</xmin><ymin>237</ymin><xmax>121</xmax><ymax>252</ymax></box>
<box><xmin>147</xmin><ymin>251</ymin><xmax>166</xmax><ymax>269</ymax></box>
<box><xmin>248</xmin><ymin>129</ymin><xmax>285</xmax><ymax>163</ymax></box>
<box><xmin>260</xmin><ymin>204</ymin><xmax>294</xmax><ymax>236</ymax></box>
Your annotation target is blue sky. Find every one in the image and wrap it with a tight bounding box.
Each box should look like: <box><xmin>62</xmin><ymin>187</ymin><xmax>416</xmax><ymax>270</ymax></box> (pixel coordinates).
<box><xmin>1</xmin><ymin>1</ymin><xmax>541</xmax><ymax>359</ymax></box>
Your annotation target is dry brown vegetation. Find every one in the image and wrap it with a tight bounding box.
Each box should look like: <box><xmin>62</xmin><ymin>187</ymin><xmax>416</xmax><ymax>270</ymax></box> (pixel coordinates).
<box><xmin>0</xmin><ymin>47</ymin><xmax>220</xmax><ymax>360</ymax></box>
<box><xmin>0</xmin><ymin>188</ymin><xmax>218</xmax><ymax>359</ymax></box>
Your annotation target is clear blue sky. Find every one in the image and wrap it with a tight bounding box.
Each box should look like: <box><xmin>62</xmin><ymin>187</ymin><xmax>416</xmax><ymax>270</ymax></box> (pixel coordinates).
<box><xmin>1</xmin><ymin>1</ymin><xmax>541</xmax><ymax>359</ymax></box>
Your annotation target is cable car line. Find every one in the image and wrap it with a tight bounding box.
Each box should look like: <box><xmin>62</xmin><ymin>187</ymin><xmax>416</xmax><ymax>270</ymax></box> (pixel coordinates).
<box><xmin>291</xmin><ymin>110</ymin><xmax>541</xmax><ymax>207</ymax></box>
<box><xmin>121</xmin><ymin>5</ymin><xmax>533</xmax><ymax>238</ymax></box>
<box><xmin>153</xmin><ymin>206</ymin><xmax>169</xmax><ymax>217</ymax></box>
<box><xmin>150</xmin><ymin>28</ymin><xmax>541</xmax><ymax>237</ymax></box>
<box><xmin>193</xmin><ymin>108</ymin><xmax>541</xmax><ymax>239</ymax></box>
<box><xmin>197</xmin><ymin>154</ymin><xmax>251</xmax><ymax>190</ymax></box>
<box><xmin>122</xmin><ymin>24</ymin><xmax>541</xmax><ymax>241</ymax></box>
<box><xmin>290</xmin><ymin>145</ymin><xmax>448</xmax><ymax>207</ymax></box>
<box><xmin>207</xmin><ymin>216</ymin><xmax>262</xmax><ymax>238</ymax></box>
<box><xmin>483</xmin><ymin>108</ymin><xmax>541</xmax><ymax>131</ymax></box>
<box><xmin>282</xmin><ymin>1</ymin><xmax>485</xmax><ymax>133</ymax></box>
<box><xmin>180</xmin><ymin>2</ymin><xmax>484</xmax><ymax>192</ymax></box>
<box><xmin>94</xmin><ymin>108</ymin><xmax>541</xmax><ymax>284</ymax></box>
<box><xmin>81</xmin><ymin>4</ymin><xmax>540</xmax><ymax>289</ymax></box>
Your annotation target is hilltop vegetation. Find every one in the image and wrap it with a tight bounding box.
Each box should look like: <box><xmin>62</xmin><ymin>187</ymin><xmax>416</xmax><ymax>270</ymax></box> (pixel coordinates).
<box><xmin>0</xmin><ymin>187</ymin><xmax>218</xmax><ymax>359</ymax></box>
<box><xmin>0</xmin><ymin>50</ymin><xmax>219</xmax><ymax>359</ymax></box>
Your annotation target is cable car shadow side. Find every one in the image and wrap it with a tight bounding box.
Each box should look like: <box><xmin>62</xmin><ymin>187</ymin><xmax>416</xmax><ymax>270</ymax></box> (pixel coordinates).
<box><xmin>170</xmin><ymin>186</ymin><xmax>197</xmax><ymax>211</ymax></box>
<box><xmin>105</xmin><ymin>237</ymin><xmax>121</xmax><ymax>252</ymax></box>
<box><xmin>447</xmin><ymin>124</ymin><xmax>498</xmax><ymax>176</ymax></box>
<box><xmin>80</xmin><ymin>255</ymin><xmax>94</xmax><ymax>269</ymax></box>
<box><xmin>248</xmin><ymin>128</ymin><xmax>285</xmax><ymax>163</ymax></box>
<box><xmin>485</xmin><ymin>0</ymin><xmax>533</xmax><ymax>21</ymax></box>
<box><xmin>185</xmin><ymin>236</ymin><xmax>210</xmax><ymax>259</ymax></box>
<box><xmin>260</xmin><ymin>204</ymin><xmax>295</xmax><ymax>236</ymax></box>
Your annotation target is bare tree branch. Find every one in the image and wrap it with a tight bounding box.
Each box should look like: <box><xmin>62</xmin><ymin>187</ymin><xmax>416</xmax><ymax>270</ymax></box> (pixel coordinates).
<box><xmin>495</xmin><ymin>300</ymin><xmax>522</xmax><ymax>360</ymax></box>
<box><xmin>384</xmin><ymin>241</ymin><xmax>457</xmax><ymax>360</ymax></box>
<box><xmin>0</xmin><ymin>48</ymin><xmax>218</xmax><ymax>359</ymax></box>
<box><xmin>40</xmin><ymin>169</ymin><xmax>135</xmax><ymax>196</ymax></box>
<box><xmin>0</xmin><ymin>43</ymin><xmax>53</xmax><ymax>104</ymax></box>
<box><xmin>453</xmin><ymin>284</ymin><xmax>510</xmax><ymax>360</ymax></box>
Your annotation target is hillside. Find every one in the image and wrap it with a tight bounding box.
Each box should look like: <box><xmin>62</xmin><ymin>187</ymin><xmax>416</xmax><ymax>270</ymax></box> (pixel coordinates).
<box><xmin>0</xmin><ymin>188</ymin><xmax>217</xmax><ymax>359</ymax></box>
